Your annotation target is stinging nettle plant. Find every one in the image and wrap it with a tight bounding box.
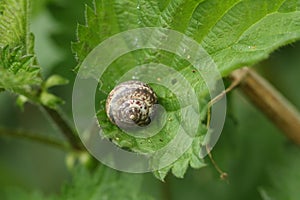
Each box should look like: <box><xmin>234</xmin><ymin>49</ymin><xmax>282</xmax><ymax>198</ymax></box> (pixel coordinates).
<box><xmin>1</xmin><ymin>0</ymin><xmax>300</xmax><ymax>199</ymax></box>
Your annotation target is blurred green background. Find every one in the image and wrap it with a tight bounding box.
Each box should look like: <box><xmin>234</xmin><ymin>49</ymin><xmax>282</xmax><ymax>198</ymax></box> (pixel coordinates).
<box><xmin>0</xmin><ymin>0</ymin><xmax>300</xmax><ymax>199</ymax></box>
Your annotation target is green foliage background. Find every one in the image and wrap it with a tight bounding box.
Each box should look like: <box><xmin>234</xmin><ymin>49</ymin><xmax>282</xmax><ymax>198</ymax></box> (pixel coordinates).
<box><xmin>0</xmin><ymin>0</ymin><xmax>300</xmax><ymax>199</ymax></box>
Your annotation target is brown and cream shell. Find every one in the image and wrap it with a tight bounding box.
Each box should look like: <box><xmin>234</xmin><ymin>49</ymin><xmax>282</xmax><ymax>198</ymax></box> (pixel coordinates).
<box><xmin>106</xmin><ymin>80</ymin><xmax>158</xmax><ymax>128</ymax></box>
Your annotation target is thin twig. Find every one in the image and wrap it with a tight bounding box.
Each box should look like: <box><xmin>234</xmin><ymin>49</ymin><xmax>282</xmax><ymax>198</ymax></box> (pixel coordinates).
<box><xmin>42</xmin><ymin>106</ymin><xmax>84</xmax><ymax>150</ymax></box>
<box><xmin>0</xmin><ymin>128</ymin><xmax>70</xmax><ymax>151</ymax></box>
<box><xmin>205</xmin><ymin>73</ymin><xmax>246</xmax><ymax>181</ymax></box>
<box><xmin>231</xmin><ymin>67</ymin><xmax>300</xmax><ymax>145</ymax></box>
<box><xmin>206</xmin><ymin>145</ymin><xmax>229</xmax><ymax>182</ymax></box>
<box><xmin>206</xmin><ymin>70</ymin><xmax>247</xmax><ymax>127</ymax></box>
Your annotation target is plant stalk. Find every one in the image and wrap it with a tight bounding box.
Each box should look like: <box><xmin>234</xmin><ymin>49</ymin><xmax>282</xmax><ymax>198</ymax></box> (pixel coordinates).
<box><xmin>0</xmin><ymin>128</ymin><xmax>70</xmax><ymax>151</ymax></box>
<box><xmin>42</xmin><ymin>106</ymin><xmax>84</xmax><ymax>150</ymax></box>
<box><xmin>231</xmin><ymin>67</ymin><xmax>300</xmax><ymax>145</ymax></box>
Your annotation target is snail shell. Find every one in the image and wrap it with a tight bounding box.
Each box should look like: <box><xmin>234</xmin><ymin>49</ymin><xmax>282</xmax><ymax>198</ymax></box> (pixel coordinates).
<box><xmin>106</xmin><ymin>80</ymin><xmax>158</xmax><ymax>128</ymax></box>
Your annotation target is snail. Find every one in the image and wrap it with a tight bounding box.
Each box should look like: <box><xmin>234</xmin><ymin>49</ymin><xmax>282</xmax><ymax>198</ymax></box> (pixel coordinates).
<box><xmin>106</xmin><ymin>80</ymin><xmax>158</xmax><ymax>128</ymax></box>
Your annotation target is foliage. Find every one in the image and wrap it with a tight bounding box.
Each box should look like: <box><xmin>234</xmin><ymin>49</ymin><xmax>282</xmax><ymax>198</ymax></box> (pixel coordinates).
<box><xmin>0</xmin><ymin>0</ymin><xmax>30</xmax><ymax>48</ymax></box>
<box><xmin>0</xmin><ymin>0</ymin><xmax>41</xmax><ymax>98</ymax></box>
<box><xmin>1</xmin><ymin>165</ymin><xmax>154</xmax><ymax>200</ymax></box>
<box><xmin>60</xmin><ymin>166</ymin><xmax>154</xmax><ymax>200</ymax></box>
<box><xmin>0</xmin><ymin>0</ymin><xmax>66</xmax><ymax>108</ymax></box>
<box><xmin>72</xmin><ymin>0</ymin><xmax>300</xmax><ymax>179</ymax></box>
<box><xmin>0</xmin><ymin>45</ymin><xmax>41</xmax><ymax>97</ymax></box>
<box><xmin>0</xmin><ymin>0</ymin><xmax>300</xmax><ymax>199</ymax></box>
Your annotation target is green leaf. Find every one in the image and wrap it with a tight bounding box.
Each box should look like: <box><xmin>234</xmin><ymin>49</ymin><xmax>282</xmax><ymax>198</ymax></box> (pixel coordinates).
<box><xmin>16</xmin><ymin>95</ymin><xmax>29</xmax><ymax>110</ymax></box>
<box><xmin>153</xmin><ymin>166</ymin><xmax>172</xmax><ymax>182</ymax></box>
<box><xmin>72</xmin><ymin>0</ymin><xmax>300</xmax><ymax>179</ymax></box>
<box><xmin>171</xmin><ymin>155</ymin><xmax>190</xmax><ymax>179</ymax></box>
<box><xmin>0</xmin><ymin>46</ymin><xmax>41</xmax><ymax>98</ymax></box>
<box><xmin>0</xmin><ymin>0</ymin><xmax>42</xmax><ymax>99</ymax></box>
<box><xmin>60</xmin><ymin>165</ymin><xmax>154</xmax><ymax>200</ymax></box>
<box><xmin>0</xmin><ymin>166</ymin><xmax>154</xmax><ymax>200</ymax></box>
<box><xmin>40</xmin><ymin>91</ymin><xmax>64</xmax><ymax>109</ymax></box>
<box><xmin>0</xmin><ymin>0</ymin><xmax>65</xmax><ymax>110</ymax></box>
<box><xmin>0</xmin><ymin>0</ymin><xmax>36</xmax><ymax>55</ymax></box>
<box><xmin>44</xmin><ymin>75</ymin><xmax>69</xmax><ymax>89</ymax></box>
<box><xmin>0</xmin><ymin>0</ymin><xmax>27</xmax><ymax>47</ymax></box>
<box><xmin>40</xmin><ymin>75</ymin><xmax>69</xmax><ymax>109</ymax></box>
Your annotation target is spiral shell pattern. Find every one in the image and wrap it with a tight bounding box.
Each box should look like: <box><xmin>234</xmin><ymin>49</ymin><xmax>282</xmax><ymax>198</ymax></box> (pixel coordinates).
<box><xmin>106</xmin><ymin>80</ymin><xmax>158</xmax><ymax>128</ymax></box>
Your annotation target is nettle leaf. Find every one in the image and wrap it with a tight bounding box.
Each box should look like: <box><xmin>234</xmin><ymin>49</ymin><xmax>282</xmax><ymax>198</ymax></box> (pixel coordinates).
<box><xmin>0</xmin><ymin>0</ymin><xmax>66</xmax><ymax>109</ymax></box>
<box><xmin>0</xmin><ymin>46</ymin><xmax>41</xmax><ymax>97</ymax></box>
<box><xmin>38</xmin><ymin>74</ymin><xmax>69</xmax><ymax>109</ymax></box>
<box><xmin>40</xmin><ymin>91</ymin><xmax>64</xmax><ymax>109</ymax></box>
<box><xmin>1</xmin><ymin>166</ymin><xmax>153</xmax><ymax>200</ymax></box>
<box><xmin>60</xmin><ymin>165</ymin><xmax>153</xmax><ymax>200</ymax></box>
<box><xmin>72</xmin><ymin>0</ymin><xmax>300</xmax><ymax>180</ymax></box>
<box><xmin>44</xmin><ymin>75</ymin><xmax>69</xmax><ymax>89</ymax></box>
<box><xmin>0</xmin><ymin>0</ymin><xmax>28</xmax><ymax>47</ymax></box>
<box><xmin>0</xmin><ymin>0</ymin><xmax>42</xmax><ymax>98</ymax></box>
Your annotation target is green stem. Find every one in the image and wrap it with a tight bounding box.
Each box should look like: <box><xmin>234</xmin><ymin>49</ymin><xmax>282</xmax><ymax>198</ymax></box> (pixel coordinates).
<box><xmin>0</xmin><ymin>128</ymin><xmax>70</xmax><ymax>151</ymax></box>
<box><xmin>42</xmin><ymin>106</ymin><xmax>84</xmax><ymax>150</ymax></box>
